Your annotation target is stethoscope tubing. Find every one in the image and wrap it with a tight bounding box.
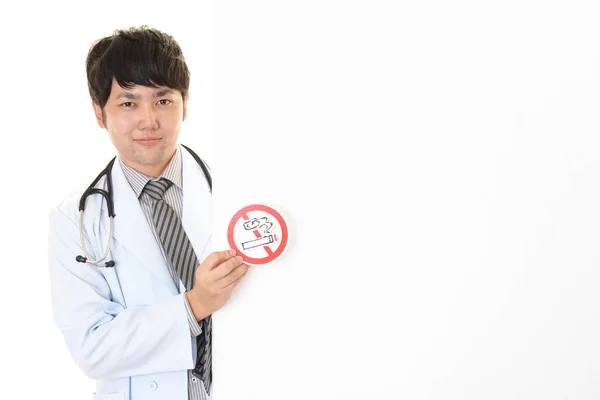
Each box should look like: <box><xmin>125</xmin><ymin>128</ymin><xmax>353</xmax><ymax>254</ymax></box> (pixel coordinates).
<box><xmin>79</xmin><ymin>212</ymin><xmax>114</xmax><ymax>266</ymax></box>
<box><xmin>76</xmin><ymin>146</ymin><xmax>210</xmax><ymax>268</ymax></box>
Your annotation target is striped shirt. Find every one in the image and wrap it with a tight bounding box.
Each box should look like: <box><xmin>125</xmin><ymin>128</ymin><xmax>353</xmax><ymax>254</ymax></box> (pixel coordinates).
<box><xmin>119</xmin><ymin>146</ymin><xmax>210</xmax><ymax>400</ymax></box>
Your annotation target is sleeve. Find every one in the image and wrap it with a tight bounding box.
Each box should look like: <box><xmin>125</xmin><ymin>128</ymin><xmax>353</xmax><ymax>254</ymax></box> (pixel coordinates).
<box><xmin>184</xmin><ymin>293</ymin><xmax>203</xmax><ymax>337</ymax></box>
<box><xmin>48</xmin><ymin>207</ymin><xmax>195</xmax><ymax>380</ymax></box>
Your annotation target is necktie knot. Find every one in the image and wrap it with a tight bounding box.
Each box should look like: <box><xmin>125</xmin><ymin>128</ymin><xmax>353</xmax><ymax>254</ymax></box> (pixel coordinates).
<box><xmin>142</xmin><ymin>178</ymin><xmax>173</xmax><ymax>201</ymax></box>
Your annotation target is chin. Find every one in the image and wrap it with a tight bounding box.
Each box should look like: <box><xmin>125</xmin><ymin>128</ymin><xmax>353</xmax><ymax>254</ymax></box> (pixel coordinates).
<box><xmin>130</xmin><ymin>149</ymin><xmax>166</xmax><ymax>166</ymax></box>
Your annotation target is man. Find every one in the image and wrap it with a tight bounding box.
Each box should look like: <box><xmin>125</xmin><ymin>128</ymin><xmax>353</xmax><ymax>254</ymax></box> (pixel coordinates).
<box><xmin>48</xmin><ymin>26</ymin><xmax>249</xmax><ymax>400</ymax></box>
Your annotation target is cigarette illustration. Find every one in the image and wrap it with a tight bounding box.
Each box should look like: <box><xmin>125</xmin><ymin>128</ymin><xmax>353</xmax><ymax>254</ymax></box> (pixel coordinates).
<box><xmin>241</xmin><ymin>234</ymin><xmax>278</xmax><ymax>250</ymax></box>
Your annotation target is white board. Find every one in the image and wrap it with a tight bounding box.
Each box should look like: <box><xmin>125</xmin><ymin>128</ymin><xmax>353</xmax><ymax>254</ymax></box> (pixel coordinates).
<box><xmin>212</xmin><ymin>1</ymin><xmax>600</xmax><ymax>399</ymax></box>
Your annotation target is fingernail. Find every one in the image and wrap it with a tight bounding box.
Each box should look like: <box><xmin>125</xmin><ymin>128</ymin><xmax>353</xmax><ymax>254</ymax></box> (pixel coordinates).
<box><xmin>229</xmin><ymin>249</ymin><xmax>236</xmax><ymax>256</ymax></box>
<box><xmin>236</xmin><ymin>256</ymin><xmax>243</xmax><ymax>262</ymax></box>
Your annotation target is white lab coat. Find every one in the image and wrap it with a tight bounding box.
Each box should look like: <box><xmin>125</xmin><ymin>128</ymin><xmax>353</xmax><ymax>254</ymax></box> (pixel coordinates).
<box><xmin>48</xmin><ymin>145</ymin><xmax>212</xmax><ymax>400</ymax></box>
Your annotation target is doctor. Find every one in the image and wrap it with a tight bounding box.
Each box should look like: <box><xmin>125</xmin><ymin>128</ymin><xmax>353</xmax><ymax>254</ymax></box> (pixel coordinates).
<box><xmin>48</xmin><ymin>26</ymin><xmax>249</xmax><ymax>400</ymax></box>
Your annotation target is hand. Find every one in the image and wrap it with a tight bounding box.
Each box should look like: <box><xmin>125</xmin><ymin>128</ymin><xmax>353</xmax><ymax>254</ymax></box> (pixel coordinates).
<box><xmin>186</xmin><ymin>249</ymin><xmax>250</xmax><ymax>321</ymax></box>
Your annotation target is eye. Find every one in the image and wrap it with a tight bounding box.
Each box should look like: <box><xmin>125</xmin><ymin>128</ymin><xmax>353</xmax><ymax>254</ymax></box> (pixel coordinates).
<box><xmin>158</xmin><ymin>99</ymin><xmax>172</xmax><ymax>106</ymax></box>
<box><xmin>120</xmin><ymin>102</ymin><xmax>134</xmax><ymax>108</ymax></box>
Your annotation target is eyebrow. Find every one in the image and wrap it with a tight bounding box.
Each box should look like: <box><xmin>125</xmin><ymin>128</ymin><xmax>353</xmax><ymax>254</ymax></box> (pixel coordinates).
<box><xmin>116</xmin><ymin>89</ymin><xmax>176</xmax><ymax>100</ymax></box>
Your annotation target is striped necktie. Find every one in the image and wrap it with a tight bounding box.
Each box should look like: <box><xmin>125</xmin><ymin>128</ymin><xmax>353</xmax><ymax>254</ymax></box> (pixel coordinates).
<box><xmin>142</xmin><ymin>178</ymin><xmax>212</xmax><ymax>393</ymax></box>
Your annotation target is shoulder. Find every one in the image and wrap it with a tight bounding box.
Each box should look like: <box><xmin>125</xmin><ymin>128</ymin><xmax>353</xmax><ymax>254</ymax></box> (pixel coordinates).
<box><xmin>180</xmin><ymin>144</ymin><xmax>211</xmax><ymax>169</ymax></box>
<box><xmin>49</xmin><ymin>174</ymin><xmax>108</xmax><ymax>228</ymax></box>
<box><xmin>50</xmin><ymin>183</ymin><xmax>88</xmax><ymax>224</ymax></box>
<box><xmin>180</xmin><ymin>144</ymin><xmax>212</xmax><ymax>186</ymax></box>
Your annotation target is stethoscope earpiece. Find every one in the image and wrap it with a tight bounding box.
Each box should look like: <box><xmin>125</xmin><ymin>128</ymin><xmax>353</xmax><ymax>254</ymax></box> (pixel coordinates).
<box><xmin>75</xmin><ymin>255</ymin><xmax>114</xmax><ymax>268</ymax></box>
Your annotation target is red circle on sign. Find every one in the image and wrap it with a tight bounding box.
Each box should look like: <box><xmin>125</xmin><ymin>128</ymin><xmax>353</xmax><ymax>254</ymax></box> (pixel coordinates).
<box><xmin>227</xmin><ymin>204</ymin><xmax>289</xmax><ymax>265</ymax></box>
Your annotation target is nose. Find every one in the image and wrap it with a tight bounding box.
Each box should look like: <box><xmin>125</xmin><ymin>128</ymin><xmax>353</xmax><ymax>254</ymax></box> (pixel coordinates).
<box><xmin>137</xmin><ymin>104</ymin><xmax>160</xmax><ymax>131</ymax></box>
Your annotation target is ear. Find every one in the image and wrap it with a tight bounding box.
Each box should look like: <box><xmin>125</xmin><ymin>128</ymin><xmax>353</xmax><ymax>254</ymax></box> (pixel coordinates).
<box><xmin>92</xmin><ymin>101</ymin><xmax>106</xmax><ymax>128</ymax></box>
<box><xmin>183</xmin><ymin>94</ymin><xmax>189</xmax><ymax>121</ymax></box>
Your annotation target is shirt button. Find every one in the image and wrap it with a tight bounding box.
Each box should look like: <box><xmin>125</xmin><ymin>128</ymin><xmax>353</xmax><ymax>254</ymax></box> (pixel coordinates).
<box><xmin>149</xmin><ymin>381</ymin><xmax>158</xmax><ymax>391</ymax></box>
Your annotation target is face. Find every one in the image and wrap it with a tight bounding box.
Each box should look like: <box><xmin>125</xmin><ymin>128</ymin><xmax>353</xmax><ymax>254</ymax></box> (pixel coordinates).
<box><xmin>92</xmin><ymin>78</ymin><xmax>188</xmax><ymax>176</ymax></box>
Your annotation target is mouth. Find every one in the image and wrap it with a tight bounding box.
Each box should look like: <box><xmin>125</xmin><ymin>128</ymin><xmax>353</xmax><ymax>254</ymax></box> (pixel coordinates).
<box><xmin>134</xmin><ymin>137</ymin><xmax>161</xmax><ymax>145</ymax></box>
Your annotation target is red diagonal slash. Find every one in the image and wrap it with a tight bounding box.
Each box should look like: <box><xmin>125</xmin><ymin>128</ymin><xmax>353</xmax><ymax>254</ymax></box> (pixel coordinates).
<box><xmin>242</xmin><ymin>213</ymin><xmax>274</xmax><ymax>256</ymax></box>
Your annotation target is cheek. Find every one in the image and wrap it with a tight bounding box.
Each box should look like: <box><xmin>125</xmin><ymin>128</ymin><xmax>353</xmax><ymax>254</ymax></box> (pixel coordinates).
<box><xmin>162</xmin><ymin>113</ymin><xmax>184</xmax><ymax>132</ymax></box>
<box><xmin>107</xmin><ymin>114</ymin><xmax>136</xmax><ymax>137</ymax></box>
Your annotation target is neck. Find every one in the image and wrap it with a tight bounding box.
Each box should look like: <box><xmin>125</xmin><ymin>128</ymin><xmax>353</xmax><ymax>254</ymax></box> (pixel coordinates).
<box><xmin>122</xmin><ymin>150</ymin><xmax>176</xmax><ymax>178</ymax></box>
<box><xmin>133</xmin><ymin>163</ymin><xmax>167</xmax><ymax>179</ymax></box>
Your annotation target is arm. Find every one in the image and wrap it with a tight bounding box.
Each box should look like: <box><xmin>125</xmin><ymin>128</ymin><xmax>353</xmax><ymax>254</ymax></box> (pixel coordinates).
<box><xmin>48</xmin><ymin>209</ymin><xmax>194</xmax><ymax>380</ymax></box>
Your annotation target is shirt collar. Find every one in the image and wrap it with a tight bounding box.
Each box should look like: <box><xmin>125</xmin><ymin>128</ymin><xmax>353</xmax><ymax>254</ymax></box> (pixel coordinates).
<box><xmin>119</xmin><ymin>146</ymin><xmax>183</xmax><ymax>199</ymax></box>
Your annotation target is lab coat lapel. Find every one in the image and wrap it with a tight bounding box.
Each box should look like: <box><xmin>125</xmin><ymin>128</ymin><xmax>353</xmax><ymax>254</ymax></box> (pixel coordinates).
<box><xmin>109</xmin><ymin>159</ymin><xmax>178</xmax><ymax>294</ymax></box>
<box><xmin>181</xmin><ymin>146</ymin><xmax>212</xmax><ymax>264</ymax></box>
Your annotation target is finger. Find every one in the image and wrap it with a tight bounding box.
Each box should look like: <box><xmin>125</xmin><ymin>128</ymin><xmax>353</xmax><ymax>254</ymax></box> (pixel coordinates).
<box><xmin>222</xmin><ymin>264</ymin><xmax>250</xmax><ymax>289</ymax></box>
<box><xmin>218</xmin><ymin>262</ymin><xmax>249</xmax><ymax>288</ymax></box>
<box><xmin>201</xmin><ymin>249</ymin><xmax>237</xmax><ymax>271</ymax></box>
<box><xmin>212</xmin><ymin>255</ymin><xmax>244</xmax><ymax>280</ymax></box>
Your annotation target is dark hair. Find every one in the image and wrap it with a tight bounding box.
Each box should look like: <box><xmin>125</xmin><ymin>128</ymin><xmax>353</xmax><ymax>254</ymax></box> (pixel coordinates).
<box><xmin>86</xmin><ymin>25</ymin><xmax>190</xmax><ymax>109</ymax></box>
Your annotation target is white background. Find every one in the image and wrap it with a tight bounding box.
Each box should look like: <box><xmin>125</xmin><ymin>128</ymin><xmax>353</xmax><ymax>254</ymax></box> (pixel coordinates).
<box><xmin>3</xmin><ymin>1</ymin><xmax>600</xmax><ymax>399</ymax></box>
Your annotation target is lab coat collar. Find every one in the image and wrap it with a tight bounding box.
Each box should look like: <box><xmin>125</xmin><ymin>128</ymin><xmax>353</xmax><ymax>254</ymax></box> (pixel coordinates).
<box><xmin>104</xmin><ymin>145</ymin><xmax>211</xmax><ymax>294</ymax></box>
<box><xmin>181</xmin><ymin>144</ymin><xmax>212</xmax><ymax>264</ymax></box>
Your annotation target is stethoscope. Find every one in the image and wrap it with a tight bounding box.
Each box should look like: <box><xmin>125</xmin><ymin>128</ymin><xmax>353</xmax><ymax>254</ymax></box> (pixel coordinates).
<box><xmin>75</xmin><ymin>144</ymin><xmax>212</xmax><ymax>268</ymax></box>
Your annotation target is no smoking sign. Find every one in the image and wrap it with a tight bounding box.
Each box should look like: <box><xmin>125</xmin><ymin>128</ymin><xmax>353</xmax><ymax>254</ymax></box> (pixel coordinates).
<box><xmin>227</xmin><ymin>204</ymin><xmax>289</xmax><ymax>265</ymax></box>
